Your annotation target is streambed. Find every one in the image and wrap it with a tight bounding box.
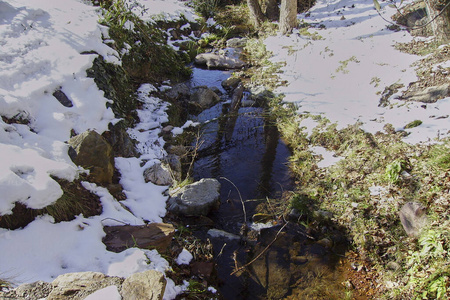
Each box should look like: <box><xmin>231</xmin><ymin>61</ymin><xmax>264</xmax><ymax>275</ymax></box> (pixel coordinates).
<box><xmin>186</xmin><ymin>65</ymin><xmax>352</xmax><ymax>299</ymax></box>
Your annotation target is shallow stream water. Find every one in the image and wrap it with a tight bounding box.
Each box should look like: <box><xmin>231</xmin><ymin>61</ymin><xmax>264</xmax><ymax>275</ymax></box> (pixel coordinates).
<box><xmin>188</xmin><ymin>66</ymin><xmax>350</xmax><ymax>299</ymax></box>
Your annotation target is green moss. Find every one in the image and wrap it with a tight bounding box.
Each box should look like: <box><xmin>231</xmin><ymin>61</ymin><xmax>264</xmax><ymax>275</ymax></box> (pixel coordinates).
<box><xmin>99</xmin><ymin>0</ymin><xmax>191</xmax><ymax>84</ymax></box>
<box><xmin>87</xmin><ymin>56</ymin><xmax>138</xmax><ymax>125</ymax></box>
<box><xmin>404</xmin><ymin>119</ymin><xmax>423</xmax><ymax>129</ymax></box>
<box><xmin>428</xmin><ymin>142</ymin><xmax>450</xmax><ymax>170</ymax></box>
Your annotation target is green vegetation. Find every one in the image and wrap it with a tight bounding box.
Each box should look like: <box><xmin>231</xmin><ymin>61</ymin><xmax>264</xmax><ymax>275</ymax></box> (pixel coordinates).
<box><xmin>0</xmin><ymin>178</ymin><xmax>101</xmax><ymax>230</ymax></box>
<box><xmin>384</xmin><ymin>159</ymin><xmax>407</xmax><ymax>184</ymax></box>
<box><xmin>404</xmin><ymin>119</ymin><xmax>423</xmax><ymax>129</ymax></box>
<box><xmin>100</xmin><ymin>0</ymin><xmax>191</xmax><ymax>82</ymax></box>
<box><xmin>89</xmin><ymin>0</ymin><xmax>193</xmax><ymax>124</ymax></box>
<box><xmin>272</xmin><ymin>107</ymin><xmax>450</xmax><ymax>299</ymax></box>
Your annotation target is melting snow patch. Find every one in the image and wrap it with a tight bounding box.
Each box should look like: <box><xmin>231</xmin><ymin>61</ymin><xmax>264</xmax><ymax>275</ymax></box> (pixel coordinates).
<box><xmin>369</xmin><ymin>185</ymin><xmax>387</xmax><ymax>196</ymax></box>
<box><xmin>310</xmin><ymin>146</ymin><xmax>343</xmax><ymax>168</ymax></box>
<box><xmin>175</xmin><ymin>248</ymin><xmax>193</xmax><ymax>265</ymax></box>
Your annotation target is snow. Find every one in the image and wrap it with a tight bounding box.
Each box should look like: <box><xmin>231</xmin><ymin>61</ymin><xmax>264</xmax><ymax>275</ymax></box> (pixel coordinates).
<box><xmin>84</xmin><ymin>285</ymin><xmax>122</xmax><ymax>300</ymax></box>
<box><xmin>0</xmin><ymin>0</ymin><xmax>194</xmax><ymax>298</ymax></box>
<box><xmin>175</xmin><ymin>248</ymin><xmax>194</xmax><ymax>265</ymax></box>
<box><xmin>310</xmin><ymin>146</ymin><xmax>343</xmax><ymax>168</ymax></box>
<box><xmin>265</xmin><ymin>0</ymin><xmax>450</xmax><ymax>144</ymax></box>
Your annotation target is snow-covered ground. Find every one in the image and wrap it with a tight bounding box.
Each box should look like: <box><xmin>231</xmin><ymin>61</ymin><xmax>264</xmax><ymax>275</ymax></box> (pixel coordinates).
<box><xmin>266</xmin><ymin>0</ymin><xmax>450</xmax><ymax>147</ymax></box>
<box><xmin>0</xmin><ymin>0</ymin><xmax>195</xmax><ymax>298</ymax></box>
<box><xmin>0</xmin><ymin>0</ymin><xmax>448</xmax><ymax>297</ymax></box>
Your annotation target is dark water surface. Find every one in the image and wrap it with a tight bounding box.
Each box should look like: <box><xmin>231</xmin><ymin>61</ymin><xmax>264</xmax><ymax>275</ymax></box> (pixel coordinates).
<box><xmin>190</xmin><ymin>67</ymin><xmax>294</xmax><ymax>298</ymax></box>
<box><xmin>189</xmin><ymin>67</ymin><xmax>348</xmax><ymax>299</ymax></box>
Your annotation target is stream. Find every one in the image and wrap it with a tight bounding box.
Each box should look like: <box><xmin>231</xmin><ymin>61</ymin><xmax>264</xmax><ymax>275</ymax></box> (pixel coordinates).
<box><xmin>185</xmin><ymin>64</ymin><xmax>351</xmax><ymax>299</ymax></box>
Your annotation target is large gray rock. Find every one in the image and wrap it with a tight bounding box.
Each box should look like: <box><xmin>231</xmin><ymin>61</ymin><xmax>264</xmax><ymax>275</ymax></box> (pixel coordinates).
<box><xmin>47</xmin><ymin>272</ymin><xmax>123</xmax><ymax>300</ymax></box>
<box><xmin>399</xmin><ymin>201</ymin><xmax>428</xmax><ymax>238</ymax></box>
<box><xmin>194</xmin><ymin>53</ymin><xmax>245</xmax><ymax>69</ymax></box>
<box><xmin>144</xmin><ymin>162</ymin><xmax>173</xmax><ymax>186</ymax></box>
<box><xmin>68</xmin><ymin>130</ymin><xmax>114</xmax><ymax>185</ymax></box>
<box><xmin>120</xmin><ymin>270</ymin><xmax>166</xmax><ymax>300</ymax></box>
<box><xmin>189</xmin><ymin>86</ymin><xmax>220</xmax><ymax>112</ymax></box>
<box><xmin>168</xmin><ymin>178</ymin><xmax>221</xmax><ymax>216</ymax></box>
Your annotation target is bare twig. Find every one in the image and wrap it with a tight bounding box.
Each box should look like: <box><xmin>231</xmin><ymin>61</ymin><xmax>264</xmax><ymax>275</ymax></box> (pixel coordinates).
<box><xmin>230</xmin><ymin>221</ymin><xmax>289</xmax><ymax>276</ymax></box>
<box><xmin>101</xmin><ymin>218</ymin><xmax>129</xmax><ymax>225</ymax></box>
<box><xmin>220</xmin><ymin>176</ymin><xmax>246</xmax><ymax>222</ymax></box>
<box><xmin>374</xmin><ymin>0</ymin><xmax>450</xmax><ymax>30</ymax></box>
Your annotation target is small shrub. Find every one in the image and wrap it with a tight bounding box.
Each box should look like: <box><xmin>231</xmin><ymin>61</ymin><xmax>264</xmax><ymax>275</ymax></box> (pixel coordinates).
<box><xmin>385</xmin><ymin>159</ymin><xmax>406</xmax><ymax>184</ymax></box>
<box><xmin>190</xmin><ymin>0</ymin><xmax>221</xmax><ymax>18</ymax></box>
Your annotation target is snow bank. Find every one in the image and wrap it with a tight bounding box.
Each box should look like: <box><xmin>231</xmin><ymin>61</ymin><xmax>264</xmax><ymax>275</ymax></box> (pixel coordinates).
<box><xmin>266</xmin><ymin>0</ymin><xmax>450</xmax><ymax>143</ymax></box>
<box><xmin>0</xmin><ymin>0</ymin><xmax>118</xmax><ymax>213</ymax></box>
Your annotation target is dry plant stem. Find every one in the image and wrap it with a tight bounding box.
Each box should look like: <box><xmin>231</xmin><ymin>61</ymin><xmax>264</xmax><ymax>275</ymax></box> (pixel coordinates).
<box><xmin>220</xmin><ymin>176</ymin><xmax>246</xmax><ymax>222</ymax></box>
<box><xmin>187</xmin><ymin>132</ymin><xmax>204</xmax><ymax>176</ymax></box>
<box><xmin>230</xmin><ymin>221</ymin><xmax>289</xmax><ymax>276</ymax></box>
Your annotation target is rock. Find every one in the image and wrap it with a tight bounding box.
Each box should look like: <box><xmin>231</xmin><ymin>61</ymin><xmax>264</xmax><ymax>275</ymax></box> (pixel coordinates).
<box><xmin>194</xmin><ymin>53</ymin><xmax>246</xmax><ymax>69</ymax></box>
<box><xmin>191</xmin><ymin>261</ymin><xmax>214</xmax><ymax>279</ymax></box>
<box><xmin>207</xmin><ymin>228</ymin><xmax>240</xmax><ymax>240</ymax></box>
<box><xmin>251</xmin><ymin>246</ymin><xmax>290</xmax><ymax>299</ymax></box>
<box><xmin>386</xmin><ymin>261</ymin><xmax>401</xmax><ymax>271</ymax></box>
<box><xmin>165</xmin><ymin>82</ymin><xmax>190</xmax><ymax>100</ymax></box>
<box><xmin>402</xmin><ymin>83</ymin><xmax>450</xmax><ymax>103</ymax></box>
<box><xmin>0</xmin><ymin>281</ymin><xmax>52</xmax><ymax>300</ymax></box>
<box><xmin>241</xmin><ymin>99</ymin><xmax>256</xmax><ymax>107</ymax></box>
<box><xmin>226</xmin><ymin>37</ymin><xmax>248</xmax><ymax>48</ymax></box>
<box><xmin>221</xmin><ymin>77</ymin><xmax>241</xmax><ymax>92</ymax></box>
<box><xmin>317</xmin><ymin>237</ymin><xmax>333</xmax><ymax>249</ymax></box>
<box><xmin>103</xmin><ymin>223</ymin><xmax>175</xmax><ymax>253</ymax></box>
<box><xmin>163</xmin><ymin>154</ymin><xmax>182</xmax><ymax>182</ymax></box>
<box><xmin>103</xmin><ymin>121</ymin><xmax>138</xmax><ymax>158</ymax></box>
<box><xmin>53</xmin><ymin>88</ymin><xmax>73</xmax><ymax>107</ymax></box>
<box><xmin>291</xmin><ymin>256</ymin><xmax>308</xmax><ymax>264</ymax></box>
<box><xmin>68</xmin><ymin>130</ymin><xmax>114</xmax><ymax>185</ymax></box>
<box><xmin>189</xmin><ymin>86</ymin><xmax>220</xmax><ymax>113</ymax></box>
<box><xmin>47</xmin><ymin>272</ymin><xmax>123</xmax><ymax>300</ymax></box>
<box><xmin>120</xmin><ymin>270</ymin><xmax>166</xmax><ymax>300</ymax></box>
<box><xmin>399</xmin><ymin>201</ymin><xmax>428</xmax><ymax>238</ymax></box>
<box><xmin>168</xmin><ymin>178</ymin><xmax>221</xmax><ymax>216</ymax></box>
<box><xmin>143</xmin><ymin>162</ymin><xmax>173</xmax><ymax>186</ymax></box>
<box><xmin>313</xmin><ymin>209</ymin><xmax>333</xmax><ymax>222</ymax></box>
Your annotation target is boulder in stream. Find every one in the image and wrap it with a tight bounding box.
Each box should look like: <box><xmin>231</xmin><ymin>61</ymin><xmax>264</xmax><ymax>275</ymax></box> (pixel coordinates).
<box><xmin>221</xmin><ymin>77</ymin><xmax>241</xmax><ymax>92</ymax></box>
<box><xmin>189</xmin><ymin>86</ymin><xmax>221</xmax><ymax>113</ymax></box>
<box><xmin>194</xmin><ymin>53</ymin><xmax>245</xmax><ymax>69</ymax></box>
<box><xmin>168</xmin><ymin>178</ymin><xmax>221</xmax><ymax>216</ymax></box>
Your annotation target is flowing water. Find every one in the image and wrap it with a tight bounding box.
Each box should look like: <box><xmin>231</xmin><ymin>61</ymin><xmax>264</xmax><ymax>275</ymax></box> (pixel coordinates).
<box><xmin>188</xmin><ymin>66</ymin><xmax>350</xmax><ymax>299</ymax></box>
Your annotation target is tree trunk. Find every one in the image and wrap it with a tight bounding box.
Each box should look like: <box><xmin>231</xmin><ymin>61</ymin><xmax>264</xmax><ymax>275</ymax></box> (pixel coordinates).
<box><xmin>265</xmin><ymin>0</ymin><xmax>280</xmax><ymax>21</ymax></box>
<box><xmin>424</xmin><ymin>0</ymin><xmax>450</xmax><ymax>43</ymax></box>
<box><xmin>247</xmin><ymin>0</ymin><xmax>266</xmax><ymax>27</ymax></box>
<box><xmin>279</xmin><ymin>0</ymin><xmax>297</xmax><ymax>34</ymax></box>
